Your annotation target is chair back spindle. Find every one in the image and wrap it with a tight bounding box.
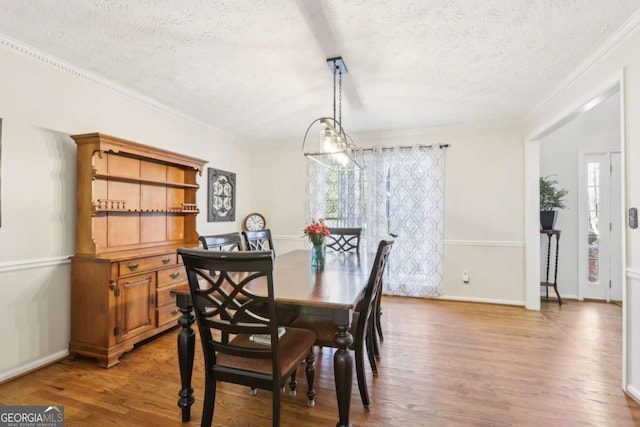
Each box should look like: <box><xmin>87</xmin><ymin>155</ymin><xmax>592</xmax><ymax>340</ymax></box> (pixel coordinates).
<box><xmin>326</xmin><ymin>227</ymin><xmax>362</xmax><ymax>253</ymax></box>
<box><xmin>243</xmin><ymin>229</ymin><xmax>275</xmax><ymax>255</ymax></box>
<box><xmin>199</xmin><ymin>232</ymin><xmax>243</xmax><ymax>251</ymax></box>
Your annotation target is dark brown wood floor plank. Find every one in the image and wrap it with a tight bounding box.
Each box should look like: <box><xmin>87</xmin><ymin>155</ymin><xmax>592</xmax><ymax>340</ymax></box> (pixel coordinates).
<box><xmin>1</xmin><ymin>297</ymin><xmax>640</xmax><ymax>426</ymax></box>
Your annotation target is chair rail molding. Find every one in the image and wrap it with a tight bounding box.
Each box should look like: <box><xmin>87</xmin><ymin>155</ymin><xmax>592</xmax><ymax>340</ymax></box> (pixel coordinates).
<box><xmin>272</xmin><ymin>234</ymin><xmax>305</xmax><ymax>241</ymax></box>
<box><xmin>627</xmin><ymin>267</ymin><xmax>640</xmax><ymax>281</ymax></box>
<box><xmin>273</xmin><ymin>236</ymin><xmax>526</xmax><ymax>258</ymax></box>
<box><xmin>0</xmin><ymin>255</ymin><xmax>71</xmax><ymax>273</ymax></box>
<box><xmin>274</xmin><ymin>236</ymin><xmax>525</xmax><ymax>247</ymax></box>
<box><xmin>445</xmin><ymin>239</ymin><xmax>525</xmax><ymax>247</ymax></box>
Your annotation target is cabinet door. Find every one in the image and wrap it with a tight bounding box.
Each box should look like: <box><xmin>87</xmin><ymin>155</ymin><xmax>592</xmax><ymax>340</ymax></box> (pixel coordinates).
<box><xmin>116</xmin><ymin>271</ymin><xmax>156</xmax><ymax>342</ymax></box>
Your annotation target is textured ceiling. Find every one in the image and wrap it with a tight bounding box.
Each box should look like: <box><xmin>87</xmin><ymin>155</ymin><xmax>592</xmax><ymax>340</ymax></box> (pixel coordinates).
<box><xmin>0</xmin><ymin>0</ymin><xmax>638</xmax><ymax>144</ymax></box>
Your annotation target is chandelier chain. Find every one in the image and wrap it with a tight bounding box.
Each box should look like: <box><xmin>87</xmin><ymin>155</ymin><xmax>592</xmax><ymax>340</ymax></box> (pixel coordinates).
<box><xmin>332</xmin><ymin>62</ymin><xmax>337</xmax><ymax>123</ymax></box>
<box><xmin>339</xmin><ymin>67</ymin><xmax>343</xmax><ymax>126</ymax></box>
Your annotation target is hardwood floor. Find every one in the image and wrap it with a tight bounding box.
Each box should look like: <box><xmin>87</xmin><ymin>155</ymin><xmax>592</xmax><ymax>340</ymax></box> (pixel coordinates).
<box><xmin>2</xmin><ymin>297</ymin><xmax>640</xmax><ymax>426</ymax></box>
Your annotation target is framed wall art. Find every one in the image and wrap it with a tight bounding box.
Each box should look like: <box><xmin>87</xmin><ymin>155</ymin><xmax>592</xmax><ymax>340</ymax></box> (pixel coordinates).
<box><xmin>207</xmin><ymin>167</ymin><xmax>236</xmax><ymax>222</ymax></box>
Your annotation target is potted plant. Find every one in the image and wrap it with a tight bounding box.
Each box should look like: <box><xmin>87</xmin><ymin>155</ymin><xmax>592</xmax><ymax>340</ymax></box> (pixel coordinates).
<box><xmin>540</xmin><ymin>175</ymin><xmax>568</xmax><ymax>230</ymax></box>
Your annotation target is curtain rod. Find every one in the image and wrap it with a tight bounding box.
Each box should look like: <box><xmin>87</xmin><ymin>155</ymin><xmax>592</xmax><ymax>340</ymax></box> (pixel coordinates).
<box><xmin>359</xmin><ymin>143</ymin><xmax>449</xmax><ymax>153</ymax></box>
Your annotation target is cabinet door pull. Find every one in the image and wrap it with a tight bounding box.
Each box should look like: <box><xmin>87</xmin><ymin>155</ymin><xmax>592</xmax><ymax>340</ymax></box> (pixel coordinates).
<box><xmin>162</xmin><ymin>258</ymin><xmax>171</xmax><ymax>264</ymax></box>
<box><xmin>170</xmin><ymin>272</ymin><xmax>180</xmax><ymax>279</ymax></box>
<box><xmin>128</xmin><ymin>263</ymin><xmax>139</xmax><ymax>271</ymax></box>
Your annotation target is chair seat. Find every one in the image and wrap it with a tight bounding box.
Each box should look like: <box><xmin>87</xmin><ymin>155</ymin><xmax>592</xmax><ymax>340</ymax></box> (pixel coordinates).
<box><xmin>217</xmin><ymin>327</ymin><xmax>316</xmax><ymax>377</ymax></box>
<box><xmin>290</xmin><ymin>313</ymin><xmax>359</xmax><ymax>349</ymax></box>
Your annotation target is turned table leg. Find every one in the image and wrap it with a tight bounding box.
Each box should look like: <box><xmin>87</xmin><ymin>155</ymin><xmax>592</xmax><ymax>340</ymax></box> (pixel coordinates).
<box><xmin>333</xmin><ymin>324</ymin><xmax>354</xmax><ymax>427</ymax></box>
<box><xmin>175</xmin><ymin>293</ymin><xmax>195</xmax><ymax>422</ymax></box>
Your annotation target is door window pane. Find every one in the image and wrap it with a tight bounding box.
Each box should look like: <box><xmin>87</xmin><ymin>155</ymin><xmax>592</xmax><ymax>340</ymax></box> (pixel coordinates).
<box><xmin>587</xmin><ymin>162</ymin><xmax>600</xmax><ymax>283</ymax></box>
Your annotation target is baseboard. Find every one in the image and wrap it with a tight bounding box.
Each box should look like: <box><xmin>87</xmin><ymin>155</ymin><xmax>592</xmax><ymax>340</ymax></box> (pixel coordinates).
<box><xmin>627</xmin><ymin>385</ymin><xmax>640</xmax><ymax>405</ymax></box>
<box><xmin>436</xmin><ymin>294</ymin><xmax>525</xmax><ymax>306</ymax></box>
<box><xmin>540</xmin><ymin>292</ymin><xmax>578</xmax><ymax>300</ymax></box>
<box><xmin>0</xmin><ymin>350</ymin><xmax>69</xmax><ymax>384</ymax></box>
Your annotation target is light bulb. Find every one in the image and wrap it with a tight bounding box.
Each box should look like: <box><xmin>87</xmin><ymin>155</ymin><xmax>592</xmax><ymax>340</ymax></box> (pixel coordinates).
<box><xmin>320</xmin><ymin>128</ymin><xmax>333</xmax><ymax>151</ymax></box>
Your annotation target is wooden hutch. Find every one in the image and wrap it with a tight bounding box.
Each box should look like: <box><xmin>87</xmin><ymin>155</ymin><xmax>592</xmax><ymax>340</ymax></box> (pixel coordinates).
<box><xmin>69</xmin><ymin>133</ymin><xmax>207</xmax><ymax>367</ymax></box>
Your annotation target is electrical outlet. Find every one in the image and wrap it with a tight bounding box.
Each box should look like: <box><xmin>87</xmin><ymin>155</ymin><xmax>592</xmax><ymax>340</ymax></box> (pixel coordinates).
<box><xmin>462</xmin><ymin>271</ymin><xmax>470</xmax><ymax>284</ymax></box>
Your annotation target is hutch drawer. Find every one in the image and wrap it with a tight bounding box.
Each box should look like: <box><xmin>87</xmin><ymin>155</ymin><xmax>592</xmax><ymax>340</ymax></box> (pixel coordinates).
<box><xmin>157</xmin><ymin>303</ymin><xmax>182</xmax><ymax>326</ymax></box>
<box><xmin>118</xmin><ymin>253</ymin><xmax>177</xmax><ymax>276</ymax></box>
<box><xmin>157</xmin><ymin>265</ymin><xmax>185</xmax><ymax>287</ymax></box>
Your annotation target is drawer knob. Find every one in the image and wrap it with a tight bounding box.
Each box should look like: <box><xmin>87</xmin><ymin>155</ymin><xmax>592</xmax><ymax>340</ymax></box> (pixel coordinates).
<box><xmin>171</xmin><ymin>309</ymin><xmax>180</xmax><ymax>316</ymax></box>
<box><xmin>162</xmin><ymin>258</ymin><xmax>171</xmax><ymax>264</ymax></box>
<box><xmin>170</xmin><ymin>272</ymin><xmax>180</xmax><ymax>279</ymax></box>
<box><xmin>128</xmin><ymin>263</ymin><xmax>139</xmax><ymax>271</ymax></box>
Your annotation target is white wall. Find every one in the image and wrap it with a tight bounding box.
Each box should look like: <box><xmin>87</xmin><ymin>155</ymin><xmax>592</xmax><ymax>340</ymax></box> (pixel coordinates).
<box><xmin>0</xmin><ymin>44</ymin><xmax>251</xmax><ymax>379</ymax></box>
<box><xmin>525</xmin><ymin>23</ymin><xmax>640</xmax><ymax>402</ymax></box>
<box><xmin>248</xmin><ymin>126</ymin><xmax>526</xmax><ymax>305</ymax></box>
<box><xmin>539</xmin><ymin>92</ymin><xmax>621</xmax><ymax>299</ymax></box>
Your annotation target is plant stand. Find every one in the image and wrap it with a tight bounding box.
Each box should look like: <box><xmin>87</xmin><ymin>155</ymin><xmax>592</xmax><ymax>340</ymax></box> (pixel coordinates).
<box><xmin>540</xmin><ymin>229</ymin><xmax>562</xmax><ymax>305</ymax></box>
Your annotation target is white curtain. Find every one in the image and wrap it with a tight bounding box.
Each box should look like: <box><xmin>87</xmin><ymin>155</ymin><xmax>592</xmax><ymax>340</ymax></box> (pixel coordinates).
<box><xmin>306</xmin><ymin>145</ymin><xmax>447</xmax><ymax>297</ymax></box>
<box><xmin>305</xmin><ymin>161</ymin><xmax>365</xmax><ymax>227</ymax></box>
<box><xmin>363</xmin><ymin>146</ymin><xmax>446</xmax><ymax>296</ymax></box>
<box><xmin>305</xmin><ymin>161</ymin><xmax>328</xmax><ymax>221</ymax></box>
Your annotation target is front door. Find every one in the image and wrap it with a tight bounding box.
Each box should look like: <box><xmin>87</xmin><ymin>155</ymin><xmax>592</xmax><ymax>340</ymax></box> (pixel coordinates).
<box><xmin>580</xmin><ymin>152</ymin><xmax>621</xmax><ymax>301</ymax></box>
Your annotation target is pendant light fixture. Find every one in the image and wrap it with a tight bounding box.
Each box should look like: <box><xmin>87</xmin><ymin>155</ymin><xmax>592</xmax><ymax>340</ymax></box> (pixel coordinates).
<box><xmin>302</xmin><ymin>57</ymin><xmax>361</xmax><ymax>171</ymax></box>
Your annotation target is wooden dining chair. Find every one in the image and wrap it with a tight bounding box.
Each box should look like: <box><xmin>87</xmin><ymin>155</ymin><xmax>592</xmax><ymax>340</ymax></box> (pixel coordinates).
<box><xmin>177</xmin><ymin>248</ymin><xmax>317</xmax><ymax>427</ymax></box>
<box><xmin>290</xmin><ymin>239</ymin><xmax>394</xmax><ymax>410</ymax></box>
<box><xmin>325</xmin><ymin>227</ymin><xmax>385</xmax><ymax>359</ymax></box>
<box><xmin>199</xmin><ymin>232</ymin><xmax>243</xmax><ymax>251</ymax></box>
<box><xmin>242</xmin><ymin>229</ymin><xmax>275</xmax><ymax>255</ymax></box>
<box><xmin>326</xmin><ymin>227</ymin><xmax>362</xmax><ymax>254</ymax></box>
<box><xmin>372</xmin><ymin>284</ymin><xmax>384</xmax><ymax>360</ymax></box>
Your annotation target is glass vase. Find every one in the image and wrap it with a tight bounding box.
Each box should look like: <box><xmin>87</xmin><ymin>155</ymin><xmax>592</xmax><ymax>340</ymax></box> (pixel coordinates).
<box><xmin>311</xmin><ymin>241</ymin><xmax>325</xmax><ymax>267</ymax></box>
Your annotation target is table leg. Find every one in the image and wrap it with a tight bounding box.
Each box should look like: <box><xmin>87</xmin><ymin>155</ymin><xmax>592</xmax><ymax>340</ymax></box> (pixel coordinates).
<box><xmin>553</xmin><ymin>233</ymin><xmax>562</xmax><ymax>305</ymax></box>
<box><xmin>333</xmin><ymin>324</ymin><xmax>354</xmax><ymax>427</ymax></box>
<box><xmin>175</xmin><ymin>294</ymin><xmax>195</xmax><ymax>422</ymax></box>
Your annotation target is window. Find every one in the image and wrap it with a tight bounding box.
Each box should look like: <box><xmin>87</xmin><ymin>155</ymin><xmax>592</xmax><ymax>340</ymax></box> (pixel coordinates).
<box><xmin>587</xmin><ymin>162</ymin><xmax>600</xmax><ymax>283</ymax></box>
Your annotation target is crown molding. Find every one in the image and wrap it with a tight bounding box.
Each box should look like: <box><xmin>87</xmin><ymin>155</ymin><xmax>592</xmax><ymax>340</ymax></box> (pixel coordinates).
<box><xmin>350</xmin><ymin>119</ymin><xmax>523</xmax><ymax>142</ymax></box>
<box><xmin>0</xmin><ymin>32</ymin><xmax>238</xmax><ymax>143</ymax></box>
<box><xmin>526</xmin><ymin>10</ymin><xmax>640</xmax><ymax>122</ymax></box>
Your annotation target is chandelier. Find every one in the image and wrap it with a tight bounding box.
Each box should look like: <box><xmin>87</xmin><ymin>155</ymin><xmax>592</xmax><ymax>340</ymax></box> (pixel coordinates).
<box><xmin>302</xmin><ymin>57</ymin><xmax>361</xmax><ymax>171</ymax></box>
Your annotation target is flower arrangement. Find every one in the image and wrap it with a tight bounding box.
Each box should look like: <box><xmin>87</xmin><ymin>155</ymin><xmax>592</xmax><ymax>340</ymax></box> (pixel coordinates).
<box><xmin>303</xmin><ymin>218</ymin><xmax>330</xmax><ymax>245</ymax></box>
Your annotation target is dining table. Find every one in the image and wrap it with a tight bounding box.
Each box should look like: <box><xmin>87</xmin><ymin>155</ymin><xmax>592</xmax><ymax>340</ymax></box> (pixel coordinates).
<box><xmin>173</xmin><ymin>248</ymin><xmax>375</xmax><ymax>427</ymax></box>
